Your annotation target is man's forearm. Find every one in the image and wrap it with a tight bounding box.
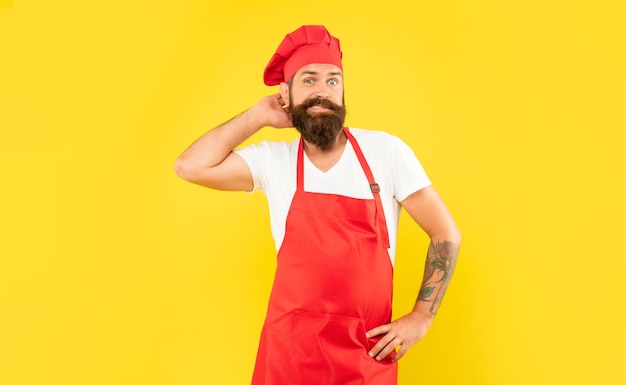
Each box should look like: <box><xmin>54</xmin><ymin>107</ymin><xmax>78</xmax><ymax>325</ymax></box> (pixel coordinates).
<box><xmin>365</xmin><ymin>238</ymin><xmax>460</xmax><ymax>361</ymax></box>
<box><xmin>175</xmin><ymin>107</ymin><xmax>263</xmax><ymax>174</ymax></box>
<box><xmin>415</xmin><ymin>240</ymin><xmax>460</xmax><ymax>316</ymax></box>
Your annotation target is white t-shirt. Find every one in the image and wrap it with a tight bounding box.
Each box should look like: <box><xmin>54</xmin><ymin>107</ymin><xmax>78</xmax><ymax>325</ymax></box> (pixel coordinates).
<box><xmin>235</xmin><ymin>127</ymin><xmax>431</xmax><ymax>264</ymax></box>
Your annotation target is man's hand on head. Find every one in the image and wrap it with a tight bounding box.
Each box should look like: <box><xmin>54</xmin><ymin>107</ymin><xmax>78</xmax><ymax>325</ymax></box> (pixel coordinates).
<box><xmin>249</xmin><ymin>93</ymin><xmax>293</xmax><ymax>129</ymax></box>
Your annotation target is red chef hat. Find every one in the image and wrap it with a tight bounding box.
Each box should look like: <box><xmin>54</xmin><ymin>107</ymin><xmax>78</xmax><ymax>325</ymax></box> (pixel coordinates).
<box><xmin>263</xmin><ymin>25</ymin><xmax>343</xmax><ymax>86</ymax></box>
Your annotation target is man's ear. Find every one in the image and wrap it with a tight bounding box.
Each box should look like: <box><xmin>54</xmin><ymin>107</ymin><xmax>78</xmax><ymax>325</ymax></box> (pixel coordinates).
<box><xmin>279</xmin><ymin>82</ymin><xmax>290</xmax><ymax>107</ymax></box>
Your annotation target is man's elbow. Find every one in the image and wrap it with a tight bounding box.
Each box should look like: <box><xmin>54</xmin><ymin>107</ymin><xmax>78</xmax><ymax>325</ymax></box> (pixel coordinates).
<box><xmin>174</xmin><ymin>156</ymin><xmax>200</xmax><ymax>183</ymax></box>
<box><xmin>448</xmin><ymin>224</ymin><xmax>462</xmax><ymax>245</ymax></box>
<box><xmin>434</xmin><ymin>223</ymin><xmax>462</xmax><ymax>246</ymax></box>
<box><xmin>173</xmin><ymin>157</ymin><xmax>228</xmax><ymax>189</ymax></box>
<box><xmin>173</xmin><ymin>153</ymin><xmax>252</xmax><ymax>191</ymax></box>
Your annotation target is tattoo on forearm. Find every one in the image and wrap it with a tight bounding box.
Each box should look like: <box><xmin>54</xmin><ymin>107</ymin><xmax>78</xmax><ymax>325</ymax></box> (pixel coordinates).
<box><xmin>417</xmin><ymin>240</ymin><xmax>459</xmax><ymax>315</ymax></box>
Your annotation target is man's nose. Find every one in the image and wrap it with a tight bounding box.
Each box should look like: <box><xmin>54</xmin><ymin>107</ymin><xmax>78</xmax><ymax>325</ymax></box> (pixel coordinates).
<box><xmin>314</xmin><ymin>84</ymin><xmax>330</xmax><ymax>98</ymax></box>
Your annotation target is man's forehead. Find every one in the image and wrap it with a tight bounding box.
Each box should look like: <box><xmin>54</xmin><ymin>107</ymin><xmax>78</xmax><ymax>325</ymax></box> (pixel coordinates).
<box><xmin>296</xmin><ymin>63</ymin><xmax>343</xmax><ymax>77</ymax></box>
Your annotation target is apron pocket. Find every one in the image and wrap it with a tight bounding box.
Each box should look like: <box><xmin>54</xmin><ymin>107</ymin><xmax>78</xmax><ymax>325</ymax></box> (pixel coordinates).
<box><xmin>288</xmin><ymin>310</ymin><xmax>370</xmax><ymax>385</ymax></box>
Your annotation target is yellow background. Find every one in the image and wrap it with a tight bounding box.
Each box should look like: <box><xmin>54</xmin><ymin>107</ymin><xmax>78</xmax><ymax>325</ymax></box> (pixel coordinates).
<box><xmin>1</xmin><ymin>1</ymin><xmax>625</xmax><ymax>384</ymax></box>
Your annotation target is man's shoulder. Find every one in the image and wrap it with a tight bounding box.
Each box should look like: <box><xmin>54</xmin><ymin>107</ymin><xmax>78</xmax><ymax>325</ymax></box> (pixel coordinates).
<box><xmin>348</xmin><ymin>127</ymin><xmax>403</xmax><ymax>148</ymax></box>
<box><xmin>349</xmin><ymin>126</ymin><xmax>399</xmax><ymax>138</ymax></box>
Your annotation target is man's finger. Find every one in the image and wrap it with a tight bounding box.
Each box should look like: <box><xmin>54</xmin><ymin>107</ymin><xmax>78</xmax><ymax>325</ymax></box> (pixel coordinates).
<box><xmin>375</xmin><ymin>337</ymin><xmax>401</xmax><ymax>361</ymax></box>
<box><xmin>391</xmin><ymin>344</ymin><xmax>409</xmax><ymax>362</ymax></box>
<box><xmin>365</xmin><ymin>324</ymin><xmax>390</xmax><ymax>338</ymax></box>
<box><xmin>368</xmin><ymin>332</ymin><xmax>396</xmax><ymax>358</ymax></box>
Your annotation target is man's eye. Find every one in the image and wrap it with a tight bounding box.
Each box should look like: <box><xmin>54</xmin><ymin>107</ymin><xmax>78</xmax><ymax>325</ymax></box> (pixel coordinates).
<box><xmin>328</xmin><ymin>79</ymin><xmax>338</xmax><ymax>85</ymax></box>
<box><xmin>304</xmin><ymin>79</ymin><xmax>314</xmax><ymax>84</ymax></box>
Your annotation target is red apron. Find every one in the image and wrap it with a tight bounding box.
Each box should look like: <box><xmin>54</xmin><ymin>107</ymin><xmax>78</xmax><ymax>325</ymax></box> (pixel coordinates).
<box><xmin>251</xmin><ymin>128</ymin><xmax>397</xmax><ymax>385</ymax></box>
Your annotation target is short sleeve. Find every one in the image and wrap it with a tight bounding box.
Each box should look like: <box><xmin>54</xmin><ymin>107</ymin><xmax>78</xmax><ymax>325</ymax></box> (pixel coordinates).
<box><xmin>234</xmin><ymin>140</ymin><xmax>294</xmax><ymax>195</ymax></box>
<box><xmin>390</xmin><ymin>136</ymin><xmax>431</xmax><ymax>202</ymax></box>
<box><xmin>234</xmin><ymin>143</ymin><xmax>267</xmax><ymax>193</ymax></box>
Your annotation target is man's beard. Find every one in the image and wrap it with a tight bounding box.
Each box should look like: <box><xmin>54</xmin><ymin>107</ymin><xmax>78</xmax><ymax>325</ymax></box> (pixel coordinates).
<box><xmin>290</xmin><ymin>96</ymin><xmax>347</xmax><ymax>152</ymax></box>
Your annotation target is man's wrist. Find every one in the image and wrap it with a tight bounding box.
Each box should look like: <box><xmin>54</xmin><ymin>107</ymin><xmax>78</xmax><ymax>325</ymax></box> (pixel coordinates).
<box><xmin>241</xmin><ymin>106</ymin><xmax>266</xmax><ymax>132</ymax></box>
<box><xmin>412</xmin><ymin>300</ymin><xmax>437</xmax><ymax>320</ymax></box>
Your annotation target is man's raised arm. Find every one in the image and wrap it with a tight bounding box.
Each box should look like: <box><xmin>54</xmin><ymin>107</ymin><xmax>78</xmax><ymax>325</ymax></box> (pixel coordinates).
<box><xmin>174</xmin><ymin>93</ymin><xmax>292</xmax><ymax>191</ymax></box>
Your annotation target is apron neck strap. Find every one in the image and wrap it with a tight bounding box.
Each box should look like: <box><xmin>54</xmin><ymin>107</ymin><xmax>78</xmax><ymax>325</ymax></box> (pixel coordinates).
<box><xmin>297</xmin><ymin>137</ymin><xmax>304</xmax><ymax>190</ymax></box>
<box><xmin>343</xmin><ymin>128</ymin><xmax>390</xmax><ymax>249</ymax></box>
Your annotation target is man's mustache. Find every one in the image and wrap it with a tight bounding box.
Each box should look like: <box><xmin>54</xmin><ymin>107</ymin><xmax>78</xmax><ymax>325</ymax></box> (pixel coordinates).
<box><xmin>299</xmin><ymin>97</ymin><xmax>340</xmax><ymax>111</ymax></box>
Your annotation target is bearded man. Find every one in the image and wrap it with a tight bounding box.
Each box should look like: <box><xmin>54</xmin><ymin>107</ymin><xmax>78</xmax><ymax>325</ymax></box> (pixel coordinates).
<box><xmin>175</xmin><ymin>25</ymin><xmax>461</xmax><ymax>385</ymax></box>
